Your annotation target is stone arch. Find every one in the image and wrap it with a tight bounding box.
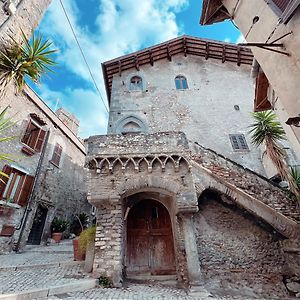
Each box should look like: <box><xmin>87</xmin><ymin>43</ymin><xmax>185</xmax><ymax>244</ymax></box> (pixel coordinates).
<box><xmin>117</xmin><ymin>175</ymin><xmax>181</xmax><ymax>199</ymax></box>
<box><xmin>114</xmin><ymin>115</ymin><xmax>148</xmax><ymax>134</ymax></box>
<box><xmin>127</xmin><ymin>73</ymin><xmax>146</xmax><ymax>91</ymax></box>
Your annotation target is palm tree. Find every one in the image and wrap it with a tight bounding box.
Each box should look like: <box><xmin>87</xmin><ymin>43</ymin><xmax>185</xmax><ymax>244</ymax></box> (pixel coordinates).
<box><xmin>0</xmin><ymin>107</ymin><xmax>14</xmax><ymax>183</ymax></box>
<box><xmin>249</xmin><ymin>110</ymin><xmax>300</xmax><ymax>199</ymax></box>
<box><xmin>0</xmin><ymin>30</ymin><xmax>57</xmax><ymax>99</ymax></box>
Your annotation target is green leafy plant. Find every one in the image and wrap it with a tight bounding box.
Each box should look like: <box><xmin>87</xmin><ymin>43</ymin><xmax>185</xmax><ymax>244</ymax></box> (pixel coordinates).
<box><xmin>70</xmin><ymin>213</ymin><xmax>89</xmax><ymax>236</ymax></box>
<box><xmin>249</xmin><ymin>110</ymin><xmax>299</xmax><ymax>198</ymax></box>
<box><xmin>98</xmin><ymin>276</ymin><xmax>113</xmax><ymax>288</ymax></box>
<box><xmin>0</xmin><ymin>107</ymin><xmax>15</xmax><ymax>183</ymax></box>
<box><xmin>0</xmin><ymin>30</ymin><xmax>57</xmax><ymax>98</ymax></box>
<box><xmin>51</xmin><ymin>217</ymin><xmax>69</xmax><ymax>233</ymax></box>
<box><xmin>291</xmin><ymin>167</ymin><xmax>300</xmax><ymax>190</ymax></box>
<box><xmin>78</xmin><ymin>226</ymin><xmax>96</xmax><ymax>252</ymax></box>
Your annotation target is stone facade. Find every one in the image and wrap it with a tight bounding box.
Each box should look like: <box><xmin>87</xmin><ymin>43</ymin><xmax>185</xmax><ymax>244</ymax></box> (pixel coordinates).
<box><xmin>87</xmin><ymin>36</ymin><xmax>300</xmax><ymax>297</ymax></box>
<box><xmin>200</xmin><ymin>0</ymin><xmax>300</xmax><ymax>157</ymax></box>
<box><xmin>0</xmin><ymin>0</ymin><xmax>52</xmax><ymax>43</ymax></box>
<box><xmin>0</xmin><ymin>85</ymin><xmax>89</xmax><ymax>253</ymax></box>
<box><xmin>107</xmin><ymin>53</ymin><xmax>265</xmax><ymax>175</ymax></box>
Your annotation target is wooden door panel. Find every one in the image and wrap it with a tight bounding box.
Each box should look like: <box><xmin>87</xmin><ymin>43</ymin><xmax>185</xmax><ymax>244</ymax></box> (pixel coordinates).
<box><xmin>127</xmin><ymin>234</ymin><xmax>150</xmax><ymax>273</ymax></box>
<box><xmin>127</xmin><ymin>199</ymin><xmax>176</xmax><ymax>276</ymax></box>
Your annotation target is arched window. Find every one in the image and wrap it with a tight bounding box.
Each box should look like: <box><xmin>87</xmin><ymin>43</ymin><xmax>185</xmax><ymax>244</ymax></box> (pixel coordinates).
<box><xmin>175</xmin><ymin>75</ymin><xmax>188</xmax><ymax>90</ymax></box>
<box><xmin>130</xmin><ymin>76</ymin><xmax>143</xmax><ymax>91</ymax></box>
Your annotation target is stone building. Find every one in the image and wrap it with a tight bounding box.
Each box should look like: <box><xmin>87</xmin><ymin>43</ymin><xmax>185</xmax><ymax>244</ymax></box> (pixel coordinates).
<box><xmin>200</xmin><ymin>0</ymin><xmax>300</xmax><ymax>157</ymax></box>
<box><xmin>0</xmin><ymin>0</ymin><xmax>51</xmax><ymax>43</ymax></box>
<box><xmin>0</xmin><ymin>85</ymin><xmax>89</xmax><ymax>252</ymax></box>
<box><xmin>86</xmin><ymin>36</ymin><xmax>300</xmax><ymax>297</ymax></box>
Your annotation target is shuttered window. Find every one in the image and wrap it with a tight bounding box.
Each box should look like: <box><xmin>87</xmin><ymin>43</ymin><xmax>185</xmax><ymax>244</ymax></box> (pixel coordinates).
<box><xmin>229</xmin><ymin>134</ymin><xmax>249</xmax><ymax>151</ymax></box>
<box><xmin>268</xmin><ymin>0</ymin><xmax>300</xmax><ymax>23</ymax></box>
<box><xmin>50</xmin><ymin>143</ymin><xmax>63</xmax><ymax>167</ymax></box>
<box><xmin>0</xmin><ymin>165</ymin><xmax>34</xmax><ymax>206</ymax></box>
<box><xmin>21</xmin><ymin>120</ymin><xmax>46</xmax><ymax>152</ymax></box>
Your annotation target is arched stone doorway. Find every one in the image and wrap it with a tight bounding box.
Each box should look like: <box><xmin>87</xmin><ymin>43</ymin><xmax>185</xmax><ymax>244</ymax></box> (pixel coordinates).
<box><xmin>126</xmin><ymin>199</ymin><xmax>176</xmax><ymax>276</ymax></box>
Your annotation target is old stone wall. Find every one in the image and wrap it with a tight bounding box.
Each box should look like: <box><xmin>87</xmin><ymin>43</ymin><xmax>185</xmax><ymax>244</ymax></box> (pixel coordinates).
<box><xmin>0</xmin><ymin>0</ymin><xmax>52</xmax><ymax>43</ymax></box>
<box><xmin>0</xmin><ymin>85</ymin><xmax>88</xmax><ymax>252</ymax></box>
<box><xmin>108</xmin><ymin>54</ymin><xmax>265</xmax><ymax>174</ymax></box>
<box><xmin>195</xmin><ymin>191</ymin><xmax>288</xmax><ymax>298</ymax></box>
<box><xmin>191</xmin><ymin>142</ymin><xmax>300</xmax><ymax>224</ymax></box>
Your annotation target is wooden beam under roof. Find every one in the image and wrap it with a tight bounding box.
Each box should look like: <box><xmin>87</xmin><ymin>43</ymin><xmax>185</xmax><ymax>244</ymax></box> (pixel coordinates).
<box><xmin>102</xmin><ymin>35</ymin><xmax>254</xmax><ymax>104</ymax></box>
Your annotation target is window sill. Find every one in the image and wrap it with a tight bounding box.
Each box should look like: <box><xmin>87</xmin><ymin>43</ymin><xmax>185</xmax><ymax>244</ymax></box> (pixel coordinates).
<box><xmin>21</xmin><ymin>145</ymin><xmax>35</xmax><ymax>156</ymax></box>
<box><xmin>49</xmin><ymin>160</ymin><xmax>60</xmax><ymax>168</ymax></box>
<box><xmin>0</xmin><ymin>200</ymin><xmax>21</xmax><ymax>209</ymax></box>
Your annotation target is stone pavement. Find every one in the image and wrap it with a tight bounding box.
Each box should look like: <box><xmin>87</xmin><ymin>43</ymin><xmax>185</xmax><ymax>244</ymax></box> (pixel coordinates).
<box><xmin>0</xmin><ymin>240</ymin><xmax>96</xmax><ymax>299</ymax></box>
<box><xmin>36</xmin><ymin>283</ymin><xmax>233</xmax><ymax>300</ymax></box>
<box><xmin>0</xmin><ymin>240</ymin><xmax>290</xmax><ymax>300</ymax></box>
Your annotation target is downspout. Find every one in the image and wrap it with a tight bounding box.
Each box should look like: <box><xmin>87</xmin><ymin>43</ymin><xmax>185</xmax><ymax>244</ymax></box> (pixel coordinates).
<box><xmin>15</xmin><ymin>130</ymin><xmax>50</xmax><ymax>252</ymax></box>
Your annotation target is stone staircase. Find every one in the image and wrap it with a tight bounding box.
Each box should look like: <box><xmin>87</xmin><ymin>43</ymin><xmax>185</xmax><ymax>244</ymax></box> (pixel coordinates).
<box><xmin>190</xmin><ymin>142</ymin><xmax>300</xmax><ymax>239</ymax></box>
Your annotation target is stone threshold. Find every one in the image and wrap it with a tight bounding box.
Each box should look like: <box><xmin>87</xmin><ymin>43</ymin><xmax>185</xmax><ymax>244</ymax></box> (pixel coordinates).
<box><xmin>0</xmin><ymin>260</ymin><xmax>84</xmax><ymax>271</ymax></box>
<box><xmin>0</xmin><ymin>279</ymin><xmax>97</xmax><ymax>300</ymax></box>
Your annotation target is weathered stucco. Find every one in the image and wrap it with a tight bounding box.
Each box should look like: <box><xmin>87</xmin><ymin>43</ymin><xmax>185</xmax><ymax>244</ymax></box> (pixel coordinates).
<box><xmin>0</xmin><ymin>84</ymin><xmax>88</xmax><ymax>253</ymax></box>
<box><xmin>220</xmin><ymin>0</ymin><xmax>300</xmax><ymax>156</ymax></box>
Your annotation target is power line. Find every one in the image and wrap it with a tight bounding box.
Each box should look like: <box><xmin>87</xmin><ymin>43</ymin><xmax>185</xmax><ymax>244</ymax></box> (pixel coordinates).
<box><xmin>59</xmin><ymin>0</ymin><xmax>109</xmax><ymax>114</ymax></box>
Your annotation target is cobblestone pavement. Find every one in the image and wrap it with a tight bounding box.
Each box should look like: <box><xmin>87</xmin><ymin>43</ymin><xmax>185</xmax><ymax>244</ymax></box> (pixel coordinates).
<box><xmin>36</xmin><ymin>283</ymin><xmax>233</xmax><ymax>300</ymax></box>
<box><xmin>0</xmin><ymin>264</ymin><xmax>86</xmax><ymax>294</ymax></box>
<box><xmin>0</xmin><ymin>241</ymin><xmax>73</xmax><ymax>268</ymax></box>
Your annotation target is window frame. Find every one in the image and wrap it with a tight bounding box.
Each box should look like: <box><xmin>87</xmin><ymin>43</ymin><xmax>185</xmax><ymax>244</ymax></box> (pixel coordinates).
<box><xmin>129</xmin><ymin>76</ymin><xmax>143</xmax><ymax>91</ymax></box>
<box><xmin>0</xmin><ymin>166</ymin><xmax>34</xmax><ymax>206</ymax></box>
<box><xmin>50</xmin><ymin>143</ymin><xmax>63</xmax><ymax>168</ymax></box>
<box><xmin>21</xmin><ymin>119</ymin><xmax>47</xmax><ymax>153</ymax></box>
<box><xmin>175</xmin><ymin>75</ymin><xmax>188</xmax><ymax>90</ymax></box>
<box><xmin>267</xmin><ymin>0</ymin><xmax>300</xmax><ymax>23</ymax></box>
<box><xmin>229</xmin><ymin>134</ymin><xmax>250</xmax><ymax>152</ymax></box>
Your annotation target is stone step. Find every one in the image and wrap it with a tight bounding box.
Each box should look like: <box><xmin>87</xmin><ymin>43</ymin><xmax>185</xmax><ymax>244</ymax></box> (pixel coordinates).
<box><xmin>0</xmin><ymin>279</ymin><xmax>97</xmax><ymax>300</ymax></box>
<box><xmin>0</xmin><ymin>260</ymin><xmax>84</xmax><ymax>271</ymax></box>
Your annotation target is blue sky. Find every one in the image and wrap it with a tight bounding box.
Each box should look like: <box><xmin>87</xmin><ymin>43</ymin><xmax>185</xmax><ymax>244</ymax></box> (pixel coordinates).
<box><xmin>33</xmin><ymin>0</ymin><xmax>241</xmax><ymax>138</ymax></box>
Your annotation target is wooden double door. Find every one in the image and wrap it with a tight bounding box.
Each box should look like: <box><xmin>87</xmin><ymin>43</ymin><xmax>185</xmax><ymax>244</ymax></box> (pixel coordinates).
<box><xmin>126</xmin><ymin>199</ymin><xmax>176</xmax><ymax>276</ymax></box>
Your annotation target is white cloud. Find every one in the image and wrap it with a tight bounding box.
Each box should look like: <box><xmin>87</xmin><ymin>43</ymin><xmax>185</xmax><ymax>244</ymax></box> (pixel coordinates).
<box><xmin>37</xmin><ymin>0</ymin><xmax>188</xmax><ymax>137</ymax></box>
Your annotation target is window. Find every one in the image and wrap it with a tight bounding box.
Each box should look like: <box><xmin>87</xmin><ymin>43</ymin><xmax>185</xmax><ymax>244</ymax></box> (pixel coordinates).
<box><xmin>130</xmin><ymin>76</ymin><xmax>143</xmax><ymax>91</ymax></box>
<box><xmin>175</xmin><ymin>75</ymin><xmax>188</xmax><ymax>90</ymax></box>
<box><xmin>229</xmin><ymin>134</ymin><xmax>249</xmax><ymax>151</ymax></box>
<box><xmin>21</xmin><ymin>120</ymin><xmax>46</xmax><ymax>152</ymax></box>
<box><xmin>0</xmin><ymin>165</ymin><xmax>34</xmax><ymax>206</ymax></box>
<box><xmin>50</xmin><ymin>143</ymin><xmax>63</xmax><ymax>167</ymax></box>
<box><xmin>268</xmin><ymin>0</ymin><xmax>300</xmax><ymax>23</ymax></box>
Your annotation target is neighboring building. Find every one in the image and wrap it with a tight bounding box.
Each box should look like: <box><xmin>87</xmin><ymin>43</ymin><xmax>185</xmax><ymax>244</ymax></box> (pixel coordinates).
<box><xmin>86</xmin><ymin>36</ymin><xmax>300</xmax><ymax>298</ymax></box>
<box><xmin>0</xmin><ymin>0</ymin><xmax>52</xmax><ymax>43</ymax></box>
<box><xmin>200</xmin><ymin>0</ymin><xmax>300</xmax><ymax>157</ymax></box>
<box><xmin>0</xmin><ymin>85</ymin><xmax>89</xmax><ymax>252</ymax></box>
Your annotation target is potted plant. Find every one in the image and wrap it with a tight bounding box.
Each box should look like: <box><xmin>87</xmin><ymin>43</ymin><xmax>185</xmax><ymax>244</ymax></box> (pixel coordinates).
<box><xmin>79</xmin><ymin>226</ymin><xmax>96</xmax><ymax>272</ymax></box>
<box><xmin>71</xmin><ymin>213</ymin><xmax>89</xmax><ymax>261</ymax></box>
<box><xmin>51</xmin><ymin>217</ymin><xmax>69</xmax><ymax>243</ymax></box>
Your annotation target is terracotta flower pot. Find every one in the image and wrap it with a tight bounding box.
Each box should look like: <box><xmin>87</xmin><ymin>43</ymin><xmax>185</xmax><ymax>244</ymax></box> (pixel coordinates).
<box><xmin>52</xmin><ymin>232</ymin><xmax>63</xmax><ymax>243</ymax></box>
<box><xmin>73</xmin><ymin>238</ymin><xmax>86</xmax><ymax>261</ymax></box>
<box><xmin>0</xmin><ymin>224</ymin><xmax>15</xmax><ymax>237</ymax></box>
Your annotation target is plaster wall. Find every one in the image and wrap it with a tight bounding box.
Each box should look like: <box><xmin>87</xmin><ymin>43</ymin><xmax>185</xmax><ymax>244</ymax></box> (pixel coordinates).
<box><xmin>108</xmin><ymin>54</ymin><xmax>265</xmax><ymax>174</ymax></box>
<box><xmin>0</xmin><ymin>85</ymin><xmax>88</xmax><ymax>252</ymax></box>
<box><xmin>222</xmin><ymin>0</ymin><xmax>300</xmax><ymax>156</ymax></box>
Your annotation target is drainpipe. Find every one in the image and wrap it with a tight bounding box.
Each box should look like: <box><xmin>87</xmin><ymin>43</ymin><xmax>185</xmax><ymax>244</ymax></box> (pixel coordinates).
<box><xmin>15</xmin><ymin>130</ymin><xmax>50</xmax><ymax>252</ymax></box>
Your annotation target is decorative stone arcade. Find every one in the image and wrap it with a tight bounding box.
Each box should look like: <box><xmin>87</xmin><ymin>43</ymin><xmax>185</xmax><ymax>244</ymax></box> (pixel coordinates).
<box><xmin>85</xmin><ymin>132</ymin><xmax>202</xmax><ymax>288</ymax></box>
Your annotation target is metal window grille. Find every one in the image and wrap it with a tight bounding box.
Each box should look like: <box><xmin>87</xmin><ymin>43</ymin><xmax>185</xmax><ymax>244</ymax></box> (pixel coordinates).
<box><xmin>229</xmin><ymin>134</ymin><xmax>249</xmax><ymax>151</ymax></box>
